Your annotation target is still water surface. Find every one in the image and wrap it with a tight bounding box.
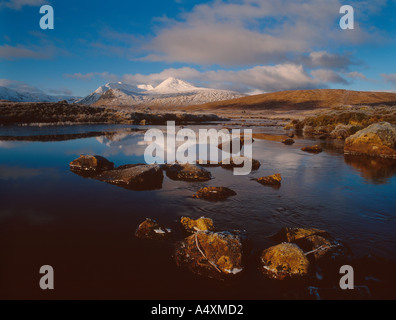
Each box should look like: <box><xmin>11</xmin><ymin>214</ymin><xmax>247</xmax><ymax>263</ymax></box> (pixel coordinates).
<box><xmin>0</xmin><ymin>124</ymin><xmax>395</xmax><ymax>299</ymax></box>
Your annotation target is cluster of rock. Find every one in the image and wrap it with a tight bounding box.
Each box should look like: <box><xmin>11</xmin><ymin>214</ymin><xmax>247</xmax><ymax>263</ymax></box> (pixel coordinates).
<box><xmin>135</xmin><ymin>216</ymin><xmax>353</xmax><ymax>288</ymax></box>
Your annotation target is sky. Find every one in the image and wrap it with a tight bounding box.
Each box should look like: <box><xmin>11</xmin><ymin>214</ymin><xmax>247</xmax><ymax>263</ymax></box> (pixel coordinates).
<box><xmin>0</xmin><ymin>0</ymin><xmax>396</xmax><ymax>97</ymax></box>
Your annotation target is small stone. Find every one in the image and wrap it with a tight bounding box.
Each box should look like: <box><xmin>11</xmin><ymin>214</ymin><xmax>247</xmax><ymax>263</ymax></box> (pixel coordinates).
<box><xmin>301</xmin><ymin>145</ymin><xmax>323</xmax><ymax>153</ymax></box>
<box><xmin>282</xmin><ymin>138</ymin><xmax>295</xmax><ymax>145</ymax></box>
<box><xmin>163</xmin><ymin>163</ymin><xmax>212</xmax><ymax>181</ymax></box>
<box><xmin>69</xmin><ymin>155</ymin><xmax>114</xmax><ymax>173</ymax></box>
<box><xmin>135</xmin><ymin>218</ymin><xmax>171</xmax><ymax>240</ymax></box>
<box><xmin>180</xmin><ymin>217</ymin><xmax>215</xmax><ymax>233</ymax></box>
<box><xmin>192</xmin><ymin>187</ymin><xmax>236</xmax><ymax>201</ymax></box>
<box><xmin>220</xmin><ymin>157</ymin><xmax>261</xmax><ymax>171</ymax></box>
<box><xmin>257</xmin><ymin>173</ymin><xmax>282</xmax><ymax>186</ymax></box>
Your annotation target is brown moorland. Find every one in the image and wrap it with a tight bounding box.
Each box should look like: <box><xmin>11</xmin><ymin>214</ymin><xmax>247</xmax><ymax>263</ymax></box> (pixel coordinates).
<box><xmin>182</xmin><ymin>89</ymin><xmax>396</xmax><ymax>112</ymax></box>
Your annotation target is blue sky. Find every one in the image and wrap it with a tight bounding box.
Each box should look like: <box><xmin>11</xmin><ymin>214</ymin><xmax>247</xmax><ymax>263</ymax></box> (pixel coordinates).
<box><xmin>1</xmin><ymin>0</ymin><xmax>396</xmax><ymax>97</ymax></box>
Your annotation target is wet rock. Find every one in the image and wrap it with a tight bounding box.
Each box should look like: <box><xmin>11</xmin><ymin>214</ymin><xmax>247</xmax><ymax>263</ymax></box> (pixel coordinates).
<box><xmin>272</xmin><ymin>227</ymin><xmax>351</xmax><ymax>267</ymax></box>
<box><xmin>96</xmin><ymin>164</ymin><xmax>163</xmax><ymax>190</ymax></box>
<box><xmin>260</xmin><ymin>243</ymin><xmax>310</xmax><ymax>280</ymax></box>
<box><xmin>344</xmin><ymin>122</ymin><xmax>396</xmax><ymax>159</ymax></box>
<box><xmin>180</xmin><ymin>217</ymin><xmax>215</xmax><ymax>233</ymax></box>
<box><xmin>220</xmin><ymin>157</ymin><xmax>261</xmax><ymax>171</ymax></box>
<box><xmin>135</xmin><ymin>218</ymin><xmax>171</xmax><ymax>240</ymax></box>
<box><xmin>256</xmin><ymin>173</ymin><xmax>282</xmax><ymax>186</ymax></box>
<box><xmin>163</xmin><ymin>163</ymin><xmax>212</xmax><ymax>181</ymax></box>
<box><xmin>282</xmin><ymin>138</ymin><xmax>295</xmax><ymax>145</ymax></box>
<box><xmin>301</xmin><ymin>145</ymin><xmax>323</xmax><ymax>153</ymax></box>
<box><xmin>69</xmin><ymin>155</ymin><xmax>114</xmax><ymax>174</ymax></box>
<box><xmin>273</xmin><ymin>227</ymin><xmax>329</xmax><ymax>243</ymax></box>
<box><xmin>175</xmin><ymin>231</ymin><xmax>244</xmax><ymax>280</ymax></box>
<box><xmin>192</xmin><ymin>187</ymin><xmax>237</xmax><ymax>201</ymax></box>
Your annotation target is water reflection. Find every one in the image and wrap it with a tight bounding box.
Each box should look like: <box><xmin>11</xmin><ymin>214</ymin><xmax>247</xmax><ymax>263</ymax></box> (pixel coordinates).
<box><xmin>344</xmin><ymin>154</ymin><xmax>396</xmax><ymax>184</ymax></box>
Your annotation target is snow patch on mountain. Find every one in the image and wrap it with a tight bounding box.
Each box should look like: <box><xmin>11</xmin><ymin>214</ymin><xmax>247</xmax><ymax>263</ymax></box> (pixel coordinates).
<box><xmin>0</xmin><ymin>86</ymin><xmax>79</xmax><ymax>103</ymax></box>
<box><xmin>79</xmin><ymin>77</ymin><xmax>245</xmax><ymax>107</ymax></box>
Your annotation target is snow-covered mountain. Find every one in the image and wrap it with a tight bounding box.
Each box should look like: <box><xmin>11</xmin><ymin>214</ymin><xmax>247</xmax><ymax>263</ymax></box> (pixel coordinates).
<box><xmin>0</xmin><ymin>86</ymin><xmax>79</xmax><ymax>103</ymax></box>
<box><xmin>78</xmin><ymin>78</ymin><xmax>245</xmax><ymax>107</ymax></box>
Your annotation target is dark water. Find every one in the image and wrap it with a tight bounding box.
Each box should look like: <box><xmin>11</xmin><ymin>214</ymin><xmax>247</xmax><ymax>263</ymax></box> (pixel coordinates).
<box><xmin>0</xmin><ymin>124</ymin><xmax>395</xmax><ymax>299</ymax></box>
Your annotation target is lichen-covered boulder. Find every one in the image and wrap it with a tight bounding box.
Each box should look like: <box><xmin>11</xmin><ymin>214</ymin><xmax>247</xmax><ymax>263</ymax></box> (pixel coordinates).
<box><xmin>257</xmin><ymin>173</ymin><xmax>282</xmax><ymax>186</ymax></box>
<box><xmin>135</xmin><ymin>218</ymin><xmax>172</xmax><ymax>240</ymax></box>
<box><xmin>163</xmin><ymin>163</ymin><xmax>212</xmax><ymax>181</ymax></box>
<box><xmin>96</xmin><ymin>164</ymin><xmax>163</xmax><ymax>190</ymax></box>
<box><xmin>180</xmin><ymin>217</ymin><xmax>215</xmax><ymax>233</ymax></box>
<box><xmin>69</xmin><ymin>155</ymin><xmax>114</xmax><ymax>173</ymax></box>
<box><xmin>260</xmin><ymin>243</ymin><xmax>310</xmax><ymax>280</ymax></box>
<box><xmin>301</xmin><ymin>145</ymin><xmax>323</xmax><ymax>153</ymax></box>
<box><xmin>175</xmin><ymin>231</ymin><xmax>244</xmax><ymax>280</ymax></box>
<box><xmin>192</xmin><ymin>187</ymin><xmax>236</xmax><ymax>201</ymax></box>
<box><xmin>344</xmin><ymin>122</ymin><xmax>396</xmax><ymax>159</ymax></box>
<box><xmin>272</xmin><ymin>227</ymin><xmax>351</xmax><ymax>265</ymax></box>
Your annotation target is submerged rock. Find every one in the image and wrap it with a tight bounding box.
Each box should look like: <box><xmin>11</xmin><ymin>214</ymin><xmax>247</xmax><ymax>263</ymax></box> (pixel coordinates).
<box><xmin>175</xmin><ymin>231</ymin><xmax>244</xmax><ymax>280</ymax></box>
<box><xmin>344</xmin><ymin>122</ymin><xmax>396</xmax><ymax>159</ymax></box>
<box><xmin>96</xmin><ymin>164</ymin><xmax>163</xmax><ymax>190</ymax></box>
<box><xmin>220</xmin><ymin>157</ymin><xmax>261</xmax><ymax>171</ymax></box>
<box><xmin>180</xmin><ymin>217</ymin><xmax>215</xmax><ymax>233</ymax></box>
<box><xmin>282</xmin><ymin>138</ymin><xmax>295</xmax><ymax>145</ymax></box>
<box><xmin>135</xmin><ymin>218</ymin><xmax>172</xmax><ymax>240</ymax></box>
<box><xmin>301</xmin><ymin>145</ymin><xmax>323</xmax><ymax>153</ymax></box>
<box><xmin>69</xmin><ymin>155</ymin><xmax>114</xmax><ymax>174</ymax></box>
<box><xmin>257</xmin><ymin>173</ymin><xmax>282</xmax><ymax>186</ymax></box>
<box><xmin>260</xmin><ymin>243</ymin><xmax>310</xmax><ymax>280</ymax></box>
<box><xmin>192</xmin><ymin>187</ymin><xmax>237</xmax><ymax>201</ymax></box>
<box><xmin>163</xmin><ymin>163</ymin><xmax>212</xmax><ymax>181</ymax></box>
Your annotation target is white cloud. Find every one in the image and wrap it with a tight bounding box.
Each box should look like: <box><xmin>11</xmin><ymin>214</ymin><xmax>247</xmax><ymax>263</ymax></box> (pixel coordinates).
<box><xmin>141</xmin><ymin>0</ymin><xmax>374</xmax><ymax>66</ymax></box>
<box><xmin>381</xmin><ymin>73</ymin><xmax>396</xmax><ymax>86</ymax></box>
<box><xmin>310</xmin><ymin>69</ymin><xmax>349</xmax><ymax>84</ymax></box>
<box><xmin>0</xmin><ymin>44</ymin><xmax>50</xmax><ymax>60</ymax></box>
<box><xmin>74</xmin><ymin>64</ymin><xmax>324</xmax><ymax>93</ymax></box>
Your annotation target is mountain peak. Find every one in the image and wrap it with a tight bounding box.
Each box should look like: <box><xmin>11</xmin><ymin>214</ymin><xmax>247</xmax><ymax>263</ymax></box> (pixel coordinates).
<box><xmin>152</xmin><ymin>77</ymin><xmax>197</xmax><ymax>93</ymax></box>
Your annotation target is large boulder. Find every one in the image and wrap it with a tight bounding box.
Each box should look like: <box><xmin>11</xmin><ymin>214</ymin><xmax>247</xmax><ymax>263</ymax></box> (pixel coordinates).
<box><xmin>344</xmin><ymin>122</ymin><xmax>396</xmax><ymax>159</ymax></box>
<box><xmin>180</xmin><ymin>217</ymin><xmax>215</xmax><ymax>233</ymax></box>
<box><xmin>135</xmin><ymin>218</ymin><xmax>171</xmax><ymax>240</ymax></box>
<box><xmin>175</xmin><ymin>231</ymin><xmax>244</xmax><ymax>280</ymax></box>
<box><xmin>96</xmin><ymin>164</ymin><xmax>163</xmax><ymax>190</ymax></box>
<box><xmin>260</xmin><ymin>243</ymin><xmax>310</xmax><ymax>280</ymax></box>
<box><xmin>69</xmin><ymin>155</ymin><xmax>114</xmax><ymax>174</ymax></box>
<box><xmin>163</xmin><ymin>163</ymin><xmax>212</xmax><ymax>181</ymax></box>
<box><xmin>192</xmin><ymin>187</ymin><xmax>237</xmax><ymax>201</ymax></box>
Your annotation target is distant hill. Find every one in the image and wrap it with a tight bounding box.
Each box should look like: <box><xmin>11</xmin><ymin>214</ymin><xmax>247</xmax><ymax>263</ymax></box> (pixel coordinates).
<box><xmin>183</xmin><ymin>89</ymin><xmax>396</xmax><ymax>111</ymax></box>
